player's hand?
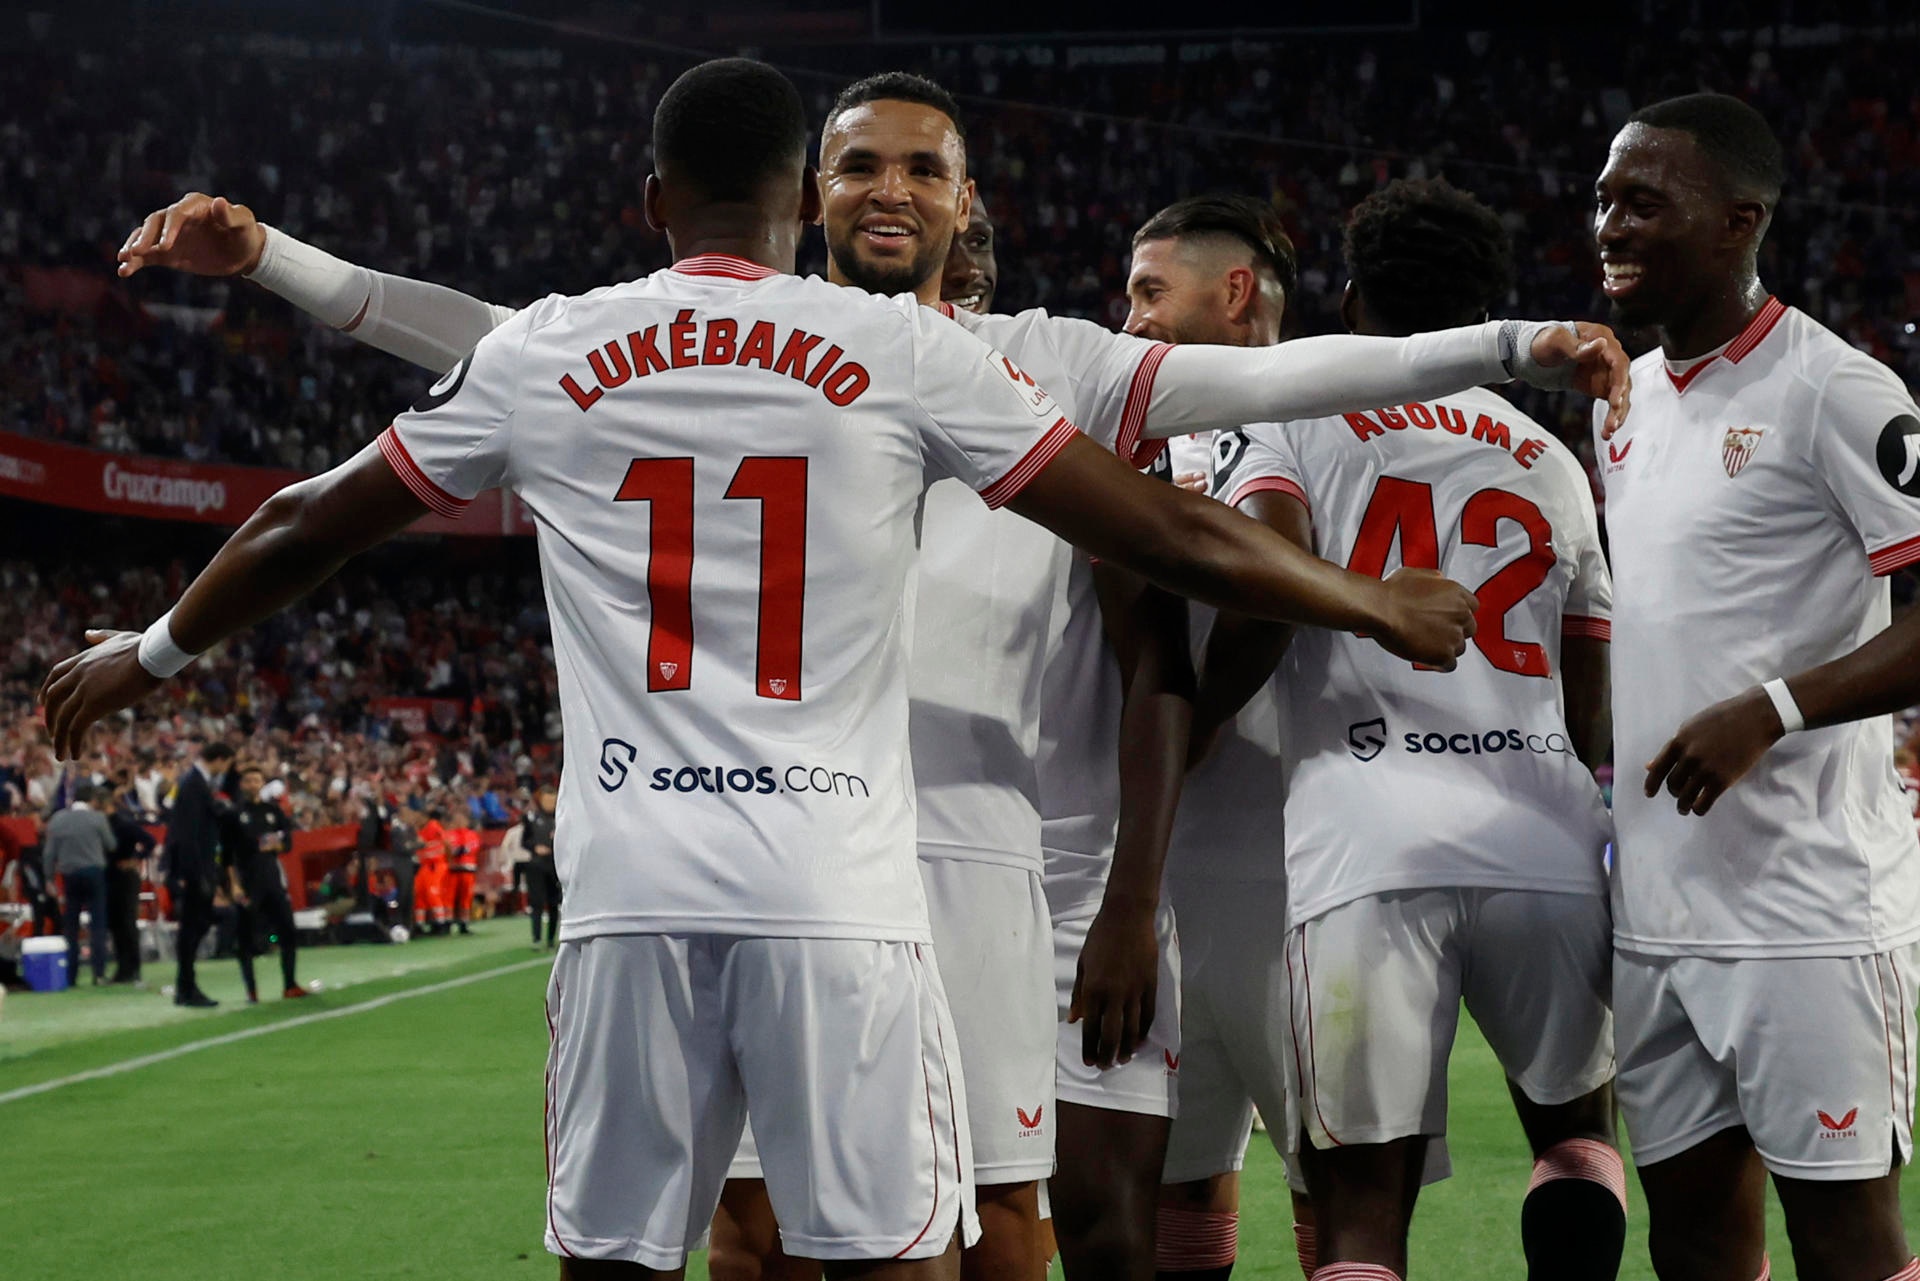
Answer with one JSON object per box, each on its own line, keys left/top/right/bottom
{"left": 119, "top": 193, "right": 267, "bottom": 279}
{"left": 40, "top": 630, "right": 162, "bottom": 761}
{"left": 1174, "top": 469, "right": 1209, "bottom": 494}
{"left": 1525, "top": 322, "right": 1632, "bottom": 438}
{"left": 1069, "top": 898, "right": 1159, "bottom": 1070}
{"left": 1644, "top": 687, "right": 1786, "bottom": 816}
{"left": 1372, "top": 569, "right": 1477, "bottom": 671}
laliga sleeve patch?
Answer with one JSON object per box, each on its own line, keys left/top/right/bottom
{"left": 412, "top": 352, "right": 473, "bottom": 413}
{"left": 1878, "top": 414, "right": 1920, "bottom": 497}
{"left": 987, "top": 350, "right": 1060, "bottom": 418}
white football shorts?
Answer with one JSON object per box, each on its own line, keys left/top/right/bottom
{"left": 729, "top": 855, "right": 1057, "bottom": 1186}
{"left": 1286, "top": 888, "right": 1614, "bottom": 1150}
{"left": 1615, "top": 945, "right": 1920, "bottom": 1180}
{"left": 1053, "top": 901, "right": 1182, "bottom": 1118}
{"left": 543, "top": 933, "right": 978, "bottom": 1268}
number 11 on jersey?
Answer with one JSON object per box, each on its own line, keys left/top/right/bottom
{"left": 616, "top": 456, "right": 809, "bottom": 700}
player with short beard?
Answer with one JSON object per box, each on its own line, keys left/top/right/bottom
{"left": 118, "top": 70, "right": 1627, "bottom": 1281}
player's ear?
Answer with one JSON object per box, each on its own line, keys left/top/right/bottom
{"left": 642, "top": 174, "right": 666, "bottom": 233}
{"left": 1224, "top": 265, "right": 1257, "bottom": 325}
{"left": 1339, "top": 280, "right": 1363, "bottom": 335}
{"left": 800, "top": 164, "right": 824, "bottom": 227}
{"left": 956, "top": 177, "right": 975, "bottom": 231}
{"left": 1726, "top": 197, "right": 1766, "bottom": 249}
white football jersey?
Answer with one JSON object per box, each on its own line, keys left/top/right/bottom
{"left": 1598, "top": 298, "right": 1920, "bottom": 958}
{"left": 378, "top": 256, "right": 1081, "bottom": 943}
{"left": 921, "top": 304, "right": 1170, "bottom": 887}
{"left": 1161, "top": 432, "right": 1290, "bottom": 884}
{"left": 1218, "top": 386, "right": 1613, "bottom": 927}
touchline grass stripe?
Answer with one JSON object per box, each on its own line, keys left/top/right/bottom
{"left": 0, "top": 955, "right": 550, "bottom": 1106}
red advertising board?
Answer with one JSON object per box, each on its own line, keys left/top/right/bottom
{"left": 0, "top": 429, "right": 533, "bottom": 536}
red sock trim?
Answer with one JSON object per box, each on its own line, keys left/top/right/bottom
{"left": 1154, "top": 1207, "right": 1238, "bottom": 1271}
{"left": 1528, "top": 1137, "right": 1628, "bottom": 1212}
{"left": 1882, "top": 1259, "right": 1920, "bottom": 1281}
{"left": 1294, "top": 1221, "right": 1318, "bottom": 1279}
{"left": 1310, "top": 1266, "right": 1401, "bottom": 1281}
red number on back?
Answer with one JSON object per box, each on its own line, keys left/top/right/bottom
{"left": 616, "top": 456, "right": 809, "bottom": 699}
{"left": 1345, "top": 476, "right": 1557, "bottom": 678}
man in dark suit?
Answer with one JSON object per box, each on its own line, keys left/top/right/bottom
{"left": 106, "top": 776, "right": 155, "bottom": 984}
{"left": 164, "top": 741, "right": 233, "bottom": 1008}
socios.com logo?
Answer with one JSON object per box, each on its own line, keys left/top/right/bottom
{"left": 597, "top": 737, "right": 869, "bottom": 798}
{"left": 1346, "top": 718, "right": 1577, "bottom": 762}
{"left": 1348, "top": 718, "right": 1387, "bottom": 762}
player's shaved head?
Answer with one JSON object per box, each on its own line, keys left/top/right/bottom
{"left": 1628, "top": 92, "right": 1785, "bottom": 207}
{"left": 1343, "top": 178, "right": 1514, "bottom": 335}
{"left": 652, "top": 59, "right": 810, "bottom": 201}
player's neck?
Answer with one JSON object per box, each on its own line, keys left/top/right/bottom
{"left": 1657, "top": 275, "right": 1769, "bottom": 363}
{"left": 667, "top": 214, "right": 799, "bottom": 275}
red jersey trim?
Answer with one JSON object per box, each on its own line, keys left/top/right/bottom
{"left": 1116, "top": 342, "right": 1174, "bottom": 469}
{"left": 377, "top": 426, "right": 470, "bottom": 519}
{"left": 668, "top": 253, "right": 780, "bottom": 280}
{"left": 981, "top": 417, "right": 1079, "bottom": 509}
{"left": 1562, "top": 615, "right": 1613, "bottom": 641}
{"left": 936, "top": 301, "right": 956, "bottom": 319}
{"left": 1226, "top": 475, "right": 1310, "bottom": 513}
{"left": 1868, "top": 532, "right": 1920, "bottom": 577}
{"left": 1665, "top": 296, "right": 1786, "bottom": 394}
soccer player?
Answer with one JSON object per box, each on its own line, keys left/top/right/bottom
{"left": 117, "top": 73, "right": 1626, "bottom": 1281}
{"left": 941, "top": 198, "right": 997, "bottom": 315}
{"left": 1202, "top": 178, "right": 1623, "bottom": 1281}
{"left": 1594, "top": 93, "right": 1920, "bottom": 1281}
{"left": 448, "top": 818, "right": 481, "bottom": 935}
{"left": 412, "top": 808, "right": 452, "bottom": 935}
{"left": 51, "top": 57, "right": 1489, "bottom": 1281}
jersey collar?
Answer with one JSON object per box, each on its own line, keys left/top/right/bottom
{"left": 1664, "top": 295, "right": 1787, "bottom": 394}
{"left": 668, "top": 254, "right": 782, "bottom": 281}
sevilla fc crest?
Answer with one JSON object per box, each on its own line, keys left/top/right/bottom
{"left": 1722, "top": 427, "right": 1765, "bottom": 477}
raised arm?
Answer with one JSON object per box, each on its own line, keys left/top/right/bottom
{"left": 120, "top": 193, "right": 514, "bottom": 372}
{"left": 1139, "top": 321, "right": 1632, "bottom": 440}
{"left": 1005, "top": 434, "right": 1478, "bottom": 669}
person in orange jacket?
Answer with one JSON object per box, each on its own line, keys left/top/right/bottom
{"left": 447, "top": 819, "right": 481, "bottom": 935}
{"left": 412, "top": 809, "right": 451, "bottom": 935}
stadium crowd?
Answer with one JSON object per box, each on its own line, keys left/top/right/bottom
{"left": 3, "top": 15, "right": 1917, "bottom": 474}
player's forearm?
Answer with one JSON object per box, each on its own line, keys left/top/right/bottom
{"left": 1560, "top": 636, "right": 1613, "bottom": 773}
{"left": 1780, "top": 605, "right": 1920, "bottom": 732}
{"left": 164, "top": 449, "right": 430, "bottom": 656}
{"left": 247, "top": 226, "right": 512, "bottom": 372}
{"left": 1140, "top": 323, "right": 1508, "bottom": 438}
{"left": 1094, "top": 567, "right": 1194, "bottom": 911}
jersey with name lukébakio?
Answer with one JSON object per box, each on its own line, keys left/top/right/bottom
{"left": 1598, "top": 299, "right": 1920, "bottom": 958}
{"left": 1158, "top": 431, "right": 1290, "bottom": 885}
{"left": 1218, "top": 386, "right": 1613, "bottom": 927}
{"left": 377, "top": 257, "right": 1080, "bottom": 942}
{"left": 913, "top": 305, "right": 1168, "bottom": 879}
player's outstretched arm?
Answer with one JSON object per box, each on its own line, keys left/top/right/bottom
{"left": 1138, "top": 320, "right": 1632, "bottom": 441}
{"left": 119, "top": 192, "right": 512, "bottom": 372}
{"left": 1646, "top": 605, "right": 1920, "bottom": 816}
{"left": 1071, "top": 565, "right": 1193, "bottom": 1068}
{"left": 39, "top": 449, "right": 430, "bottom": 760}
{"left": 1005, "top": 434, "right": 1478, "bottom": 669}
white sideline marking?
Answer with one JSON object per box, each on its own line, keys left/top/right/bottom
{"left": 0, "top": 956, "right": 549, "bottom": 1106}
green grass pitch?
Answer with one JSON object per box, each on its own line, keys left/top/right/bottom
{"left": 4, "top": 935, "right": 1918, "bottom": 1280}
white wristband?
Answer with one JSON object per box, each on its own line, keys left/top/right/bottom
{"left": 136, "top": 610, "right": 200, "bottom": 679}
{"left": 1761, "top": 677, "right": 1805, "bottom": 735}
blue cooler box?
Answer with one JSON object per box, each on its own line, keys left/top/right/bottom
{"left": 23, "top": 936, "right": 68, "bottom": 992}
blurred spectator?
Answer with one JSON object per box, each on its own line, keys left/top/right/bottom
{"left": 105, "top": 776, "right": 155, "bottom": 983}
{"left": 522, "top": 782, "right": 560, "bottom": 950}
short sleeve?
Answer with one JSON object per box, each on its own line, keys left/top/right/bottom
{"left": 1809, "top": 355, "right": 1920, "bottom": 577}
{"left": 1034, "top": 313, "right": 1172, "bottom": 467}
{"left": 908, "top": 306, "right": 1081, "bottom": 509}
{"left": 1556, "top": 453, "right": 1613, "bottom": 639}
{"left": 1215, "top": 421, "right": 1310, "bottom": 512}
{"left": 377, "top": 306, "right": 534, "bottom": 517}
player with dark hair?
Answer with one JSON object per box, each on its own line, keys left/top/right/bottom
{"left": 1594, "top": 91, "right": 1920, "bottom": 1281}
{"left": 62, "top": 55, "right": 1512, "bottom": 1281}
{"left": 942, "top": 197, "right": 997, "bottom": 316}
{"left": 1341, "top": 178, "right": 1515, "bottom": 333}
{"left": 222, "top": 763, "right": 305, "bottom": 1002}
{"left": 115, "top": 64, "right": 1628, "bottom": 1281}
